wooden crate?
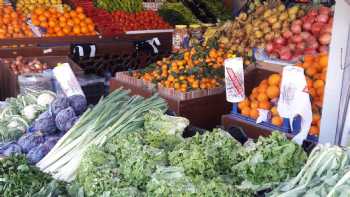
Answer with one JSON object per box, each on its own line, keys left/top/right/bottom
{"left": 0, "top": 56, "right": 83, "bottom": 100}
{"left": 110, "top": 77, "right": 231, "bottom": 129}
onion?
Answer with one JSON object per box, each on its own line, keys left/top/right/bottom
{"left": 303, "top": 22, "right": 312, "bottom": 31}
{"left": 292, "top": 34, "right": 303, "bottom": 43}
{"left": 282, "top": 30, "right": 293, "bottom": 39}
{"left": 308, "top": 40, "right": 319, "bottom": 49}
{"left": 300, "top": 32, "right": 311, "bottom": 40}
{"left": 317, "top": 14, "right": 329, "bottom": 24}
{"left": 291, "top": 23, "right": 302, "bottom": 34}
{"left": 296, "top": 42, "right": 306, "bottom": 51}
{"left": 304, "top": 48, "right": 317, "bottom": 55}
{"left": 321, "top": 23, "right": 332, "bottom": 34}
{"left": 318, "top": 45, "right": 329, "bottom": 53}
{"left": 274, "top": 37, "right": 286, "bottom": 45}
{"left": 319, "top": 33, "right": 332, "bottom": 45}
{"left": 319, "top": 6, "right": 332, "bottom": 16}
{"left": 307, "top": 9, "right": 318, "bottom": 17}
{"left": 266, "top": 42, "right": 274, "bottom": 53}
{"left": 292, "top": 20, "right": 303, "bottom": 26}
{"left": 311, "top": 23, "right": 323, "bottom": 36}
{"left": 288, "top": 43, "right": 296, "bottom": 51}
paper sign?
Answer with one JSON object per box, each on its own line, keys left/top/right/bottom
{"left": 256, "top": 109, "right": 270, "bottom": 124}
{"left": 224, "top": 57, "right": 245, "bottom": 103}
{"left": 53, "top": 63, "right": 85, "bottom": 97}
{"left": 277, "top": 66, "right": 312, "bottom": 144}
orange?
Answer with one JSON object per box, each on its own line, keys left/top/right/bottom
{"left": 258, "top": 84, "right": 268, "bottom": 94}
{"left": 38, "top": 15, "right": 46, "bottom": 22}
{"left": 304, "top": 54, "right": 314, "bottom": 63}
{"left": 62, "top": 26, "right": 71, "bottom": 34}
{"left": 259, "top": 101, "right": 271, "bottom": 110}
{"left": 34, "top": 7, "right": 44, "bottom": 16}
{"left": 67, "top": 20, "right": 74, "bottom": 27}
{"left": 309, "top": 126, "right": 320, "bottom": 136}
{"left": 316, "top": 87, "right": 324, "bottom": 97}
{"left": 81, "top": 26, "right": 88, "bottom": 34}
{"left": 270, "top": 106, "right": 279, "bottom": 116}
{"left": 59, "top": 16, "right": 67, "bottom": 23}
{"left": 73, "top": 18, "right": 80, "bottom": 25}
{"left": 40, "top": 21, "right": 48, "bottom": 28}
{"left": 250, "top": 108, "right": 259, "bottom": 119}
{"left": 54, "top": 26, "right": 61, "bottom": 33}
{"left": 238, "top": 99, "right": 250, "bottom": 110}
{"left": 312, "top": 113, "right": 321, "bottom": 125}
{"left": 306, "top": 67, "right": 317, "bottom": 77}
{"left": 266, "top": 85, "right": 280, "bottom": 99}
{"left": 271, "top": 116, "right": 283, "bottom": 126}
{"left": 307, "top": 78, "right": 313, "bottom": 89}
{"left": 268, "top": 74, "right": 281, "bottom": 86}
{"left": 309, "top": 88, "right": 317, "bottom": 98}
{"left": 260, "top": 79, "right": 268, "bottom": 85}
{"left": 85, "top": 18, "right": 93, "bottom": 24}
{"left": 250, "top": 100, "right": 259, "bottom": 109}
{"left": 76, "top": 6, "right": 84, "bottom": 13}
{"left": 48, "top": 20, "right": 56, "bottom": 28}
{"left": 241, "top": 107, "right": 251, "bottom": 117}
{"left": 88, "top": 24, "right": 95, "bottom": 32}
{"left": 257, "top": 93, "right": 268, "bottom": 102}
{"left": 70, "top": 11, "right": 77, "bottom": 18}
{"left": 319, "top": 54, "right": 328, "bottom": 68}
{"left": 78, "top": 13, "right": 86, "bottom": 20}
{"left": 302, "top": 61, "right": 312, "bottom": 69}
{"left": 313, "top": 79, "right": 325, "bottom": 89}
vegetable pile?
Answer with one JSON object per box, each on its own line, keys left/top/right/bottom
{"left": 131, "top": 45, "right": 234, "bottom": 92}
{"left": 95, "top": 0, "right": 143, "bottom": 13}
{"left": 37, "top": 88, "right": 167, "bottom": 181}
{"left": 3, "top": 56, "right": 49, "bottom": 75}
{"left": 0, "top": 90, "right": 55, "bottom": 144}
{"left": 269, "top": 144, "right": 350, "bottom": 196}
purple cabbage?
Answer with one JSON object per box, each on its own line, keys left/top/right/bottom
{"left": 3, "top": 143, "right": 22, "bottom": 156}
{"left": 17, "top": 132, "right": 45, "bottom": 153}
{"left": 68, "top": 95, "right": 87, "bottom": 115}
{"left": 32, "top": 111, "right": 57, "bottom": 135}
{"left": 0, "top": 141, "right": 18, "bottom": 154}
{"left": 44, "top": 136, "right": 60, "bottom": 149}
{"left": 64, "top": 116, "right": 79, "bottom": 132}
{"left": 26, "top": 144, "right": 50, "bottom": 164}
{"left": 50, "top": 97, "right": 69, "bottom": 115}
{"left": 55, "top": 107, "right": 76, "bottom": 132}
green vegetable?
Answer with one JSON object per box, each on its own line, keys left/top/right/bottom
{"left": 169, "top": 128, "right": 245, "bottom": 180}
{"left": 143, "top": 109, "right": 188, "bottom": 151}
{"left": 195, "top": 0, "right": 232, "bottom": 21}
{"left": 21, "top": 104, "right": 45, "bottom": 122}
{"left": 0, "top": 155, "right": 64, "bottom": 197}
{"left": 268, "top": 144, "right": 350, "bottom": 197}
{"left": 158, "top": 2, "right": 199, "bottom": 25}
{"left": 37, "top": 88, "right": 167, "bottom": 182}
{"left": 95, "top": 0, "right": 143, "bottom": 13}
{"left": 235, "top": 132, "right": 307, "bottom": 192}
{"left": 146, "top": 166, "right": 197, "bottom": 196}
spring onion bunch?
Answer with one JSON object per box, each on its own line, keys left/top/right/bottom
{"left": 36, "top": 88, "right": 167, "bottom": 182}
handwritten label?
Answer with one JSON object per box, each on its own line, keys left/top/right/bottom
{"left": 224, "top": 57, "right": 245, "bottom": 103}
{"left": 53, "top": 63, "right": 85, "bottom": 97}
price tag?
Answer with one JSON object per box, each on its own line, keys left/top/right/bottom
{"left": 277, "top": 66, "right": 312, "bottom": 144}
{"left": 224, "top": 57, "right": 245, "bottom": 103}
{"left": 53, "top": 63, "right": 85, "bottom": 97}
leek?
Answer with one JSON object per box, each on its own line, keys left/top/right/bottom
{"left": 37, "top": 88, "right": 167, "bottom": 182}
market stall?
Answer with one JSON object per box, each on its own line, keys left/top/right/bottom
{"left": 1, "top": 0, "right": 350, "bottom": 196}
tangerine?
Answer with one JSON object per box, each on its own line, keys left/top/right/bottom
{"left": 266, "top": 85, "right": 280, "bottom": 99}
{"left": 271, "top": 116, "right": 283, "bottom": 126}
{"left": 309, "top": 126, "right": 320, "bottom": 136}
{"left": 257, "top": 93, "right": 268, "bottom": 102}
{"left": 259, "top": 101, "right": 271, "bottom": 110}
{"left": 268, "top": 74, "right": 281, "bottom": 86}
{"left": 313, "top": 80, "right": 325, "bottom": 89}
{"left": 270, "top": 106, "right": 279, "bottom": 116}
{"left": 241, "top": 107, "right": 251, "bottom": 117}
{"left": 250, "top": 108, "right": 259, "bottom": 119}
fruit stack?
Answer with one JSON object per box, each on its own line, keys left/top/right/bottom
{"left": 0, "top": 6, "right": 34, "bottom": 39}
{"left": 16, "top": 0, "right": 71, "bottom": 16}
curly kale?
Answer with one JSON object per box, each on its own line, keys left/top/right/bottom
{"left": 169, "top": 129, "right": 245, "bottom": 180}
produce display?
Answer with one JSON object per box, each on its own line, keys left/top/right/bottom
{"left": 265, "top": 6, "right": 333, "bottom": 60}
{"left": 131, "top": 45, "right": 234, "bottom": 92}
{"left": 269, "top": 144, "right": 350, "bottom": 196}
{"left": 238, "top": 73, "right": 283, "bottom": 126}
{"left": 0, "top": 90, "right": 55, "bottom": 144}
{"left": 0, "top": 6, "right": 34, "bottom": 39}
{"left": 194, "top": 0, "right": 232, "bottom": 21}
{"left": 3, "top": 56, "right": 49, "bottom": 75}
{"left": 95, "top": 0, "right": 143, "bottom": 13}
{"left": 30, "top": 7, "right": 96, "bottom": 37}
{"left": 72, "top": 0, "right": 171, "bottom": 36}
{"left": 0, "top": 92, "right": 88, "bottom": 164}
{"left": 158, "top": 1, "right": 199, "bottom": 25}
{"left": 37, "top": 88, "right": 167, "bottom": 181}
{"left": 16, "top": 0, "right": 71, "bottom": 16}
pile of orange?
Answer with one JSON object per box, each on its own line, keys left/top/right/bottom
{"left": 0, "top": 6, "right": 34, "bottom": 39}
{"left": 30, "top": 6, "right": 96, "bottom": 37}
{"left": 238, "top": 73, "right": 283, "bottom": 127}
{"left": 297, "top": 53, "right": 328, "bottom": 136}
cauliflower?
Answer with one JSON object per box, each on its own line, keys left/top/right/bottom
{"left": 68, "top": 95, "right": 87, "bottom": 115}
{"left": 21, "top": 104, "right": 45, "bottom": 121}
{"left": 37, "top": 91, "right": 56, "bottom": 107}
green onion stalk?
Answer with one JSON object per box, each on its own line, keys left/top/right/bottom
{"left": 36, "top": 88, "right": 167, "bottom": 182}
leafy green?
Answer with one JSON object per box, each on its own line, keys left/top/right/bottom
{"left": 0, "top": 155, "right": 64, "bottom": 197}
{"left": 146, "top": 166, "right": 196, "bottom": 197}
{"left": 234, "top": 132, "right": 307, "bottom": 192}
{"left": 158, "top": 2, "right": 199, "bottom": 25}
{"left": 143, "top": 109, "right": 188, "bottom": 151}
{"left": 169, "top": 129, "right": 245, "bottom": 180}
